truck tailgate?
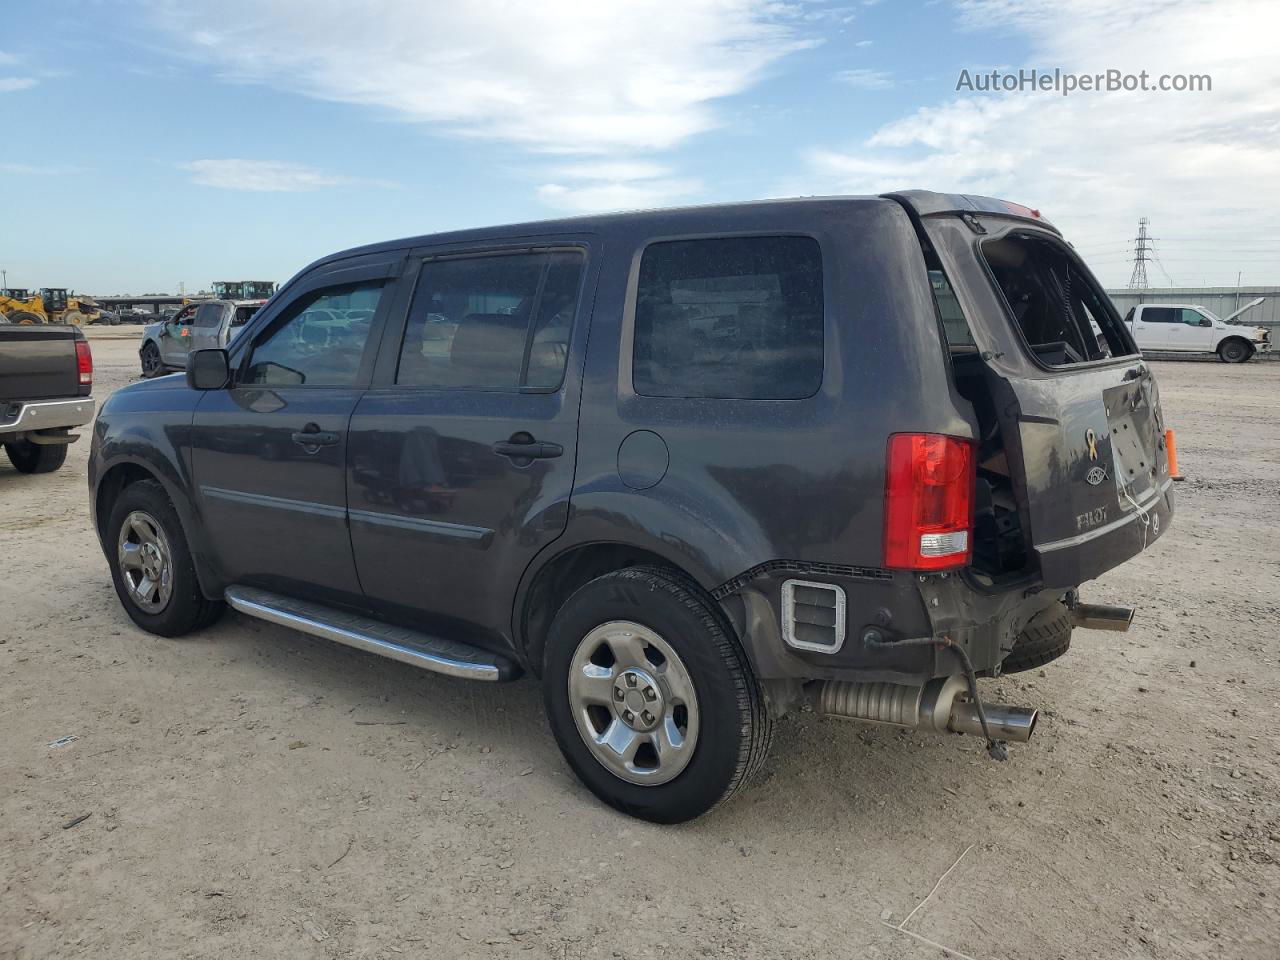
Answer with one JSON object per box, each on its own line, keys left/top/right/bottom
{"left": 0, "top": 325, "right": 84, "bottom": 402}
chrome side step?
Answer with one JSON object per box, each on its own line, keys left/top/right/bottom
{"left": 224, "top": 586, "right": 520, "bottom": 682}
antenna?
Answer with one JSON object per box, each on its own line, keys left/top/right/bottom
{"left": 1127, "top": 217, "right": 1152, "bottom": 289}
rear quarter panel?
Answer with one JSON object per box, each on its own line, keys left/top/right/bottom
{"left": 555, "top": 198, "right": 977, "bottom": 589}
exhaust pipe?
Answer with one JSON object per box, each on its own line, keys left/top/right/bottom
{"left": 947, "top": 701, "right": 1037, "bottom": 741}
{"left": 816, "top": 675, "right": 1037, "bottom": 744}
{"left": 1070, "top": 602, "right": 1134, "bottom": 632}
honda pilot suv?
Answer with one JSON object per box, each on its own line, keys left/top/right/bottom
{"left": 89, "top": 192, "right": 1173, "bottom": 822}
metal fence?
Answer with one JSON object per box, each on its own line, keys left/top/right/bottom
{"left": 1105, "top": 286, "right": 1279, "bottom": 328}
{"left": 1105, "top": 286, "right": 1278, "bottom": 359}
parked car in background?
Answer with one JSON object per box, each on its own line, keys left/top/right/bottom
{"left": 138, "top": 299, "right": 265, "bottom": 377}
{"left": 92, "top": 192, "right": 1173, "bottom": 823}
{"left": 1, "top": 323, "right": 94, "bottom": 474}
{"left": 1123, "top": 303, "right": 1270, "bottom": 362}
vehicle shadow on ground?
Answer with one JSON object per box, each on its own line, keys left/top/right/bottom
{"left": 183, "top": 609, "right": 1013, "bottom": 838}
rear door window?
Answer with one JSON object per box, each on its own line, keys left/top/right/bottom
{"left": 1143, "top": 307, "right": 1177, "bottom": 323}
{"left": 632, "top": 236, "right": 824, "bottom": 399}
{"left": 396, "top": 250, "right": 584, "bottom": 391}
{"left": 981, "top": 233, "right": 1135, "bottom": 365}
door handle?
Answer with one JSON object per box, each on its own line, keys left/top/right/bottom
{"left": 291, "top": 424, "right": 339, "bottom": 447}
{"left": 492, "top": 437, "right": 563, "bottom": 460}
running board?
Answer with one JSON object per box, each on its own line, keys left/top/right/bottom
{"left": 224, "top": 586, "right": 520, "bottom": 682}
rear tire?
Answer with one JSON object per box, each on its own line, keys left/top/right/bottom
{"left": 543, "top": 565, "right": 773, "bottom": 823}
{"left": 7, "top": 310, "right": 44, "bottom": 325}
{"left": 1218, "top": 338, "right": 1252, "bottom": 363}
{"left": 5, "top": 439, "right": 68, "bottom": 474}
{"left": 106, "top": 479, "right": 224, "bottom": 636}
{"left": 1002, "top": 601, "right": 1072, "bottom": 674}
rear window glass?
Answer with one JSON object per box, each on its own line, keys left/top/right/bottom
{"left": 981, "top": 234, "right": 1135, "bottom": 365}
{"left": 633, "top": 236, "right": 824, "bottom": 399}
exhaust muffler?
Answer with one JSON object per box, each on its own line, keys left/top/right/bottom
{"left": 816, "top": 675, "right": 1037, "bottom": 743}
{"left": 1070, "top": 602, "right": 1134, "bottom": 632}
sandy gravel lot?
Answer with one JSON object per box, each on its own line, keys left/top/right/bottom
{"left": 2, "top": 328, "right": 1278, "bottom": 960}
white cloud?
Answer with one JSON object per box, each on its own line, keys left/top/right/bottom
{"left": 537, "top": 176, "right": 702, "bottom": 214}
{"left": 0, "top": 163, "right": 82, "bottom": 175}
{"left": 800, "top": 0, "right": 1280, "bottom": 286}
{"left": 835, "top": 68, "right": 892, "bottom": 90}
{"left": 0, "top": 77, "right": 37, "bottom": 93}
{"left": 0, "top": 51, "right": 18, "bottom": 66}
{"left": 181, "top": 159, "right": 380, "bottom": 192}
{"left": 148, "top": 1, "right": 816, "bottom": 155}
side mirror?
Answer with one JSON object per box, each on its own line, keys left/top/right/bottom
{"left": 187, "top": 349, "right": 231, "bottom": 390}
{"left": 1200, "top": 317, "right": 1213, "bottom": 327}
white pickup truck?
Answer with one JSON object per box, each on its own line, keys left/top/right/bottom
{"left": 1122, "top": 303, "right": 1271, "bottom": 363}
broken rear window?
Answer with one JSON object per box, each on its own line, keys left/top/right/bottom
{"left": 981, "top": 234, "right": 1135, "bottom": 366}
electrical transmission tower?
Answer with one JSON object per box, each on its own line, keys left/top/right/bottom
{"left": 1128, "top": 217, "right": 1152, "bottom": 289}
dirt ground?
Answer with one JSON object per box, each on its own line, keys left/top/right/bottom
{"left": 3, "top": 328, "right": 1278, "bottom": 960}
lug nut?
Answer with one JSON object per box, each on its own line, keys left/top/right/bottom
{"left": 643, "top": 686, "right": 657, "bottom": 701}
{"left": 642, "top": 711, "right": 655, "bottom": 725}
{"left": 623, "top": 710, "right": 634, "bottom": 723}
{"left": 625, "top": 673, "right": 637, "bottom": 687}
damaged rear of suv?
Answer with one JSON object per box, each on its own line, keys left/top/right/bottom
{"left": 90, "top": 191, "right": 1171, "bottom": 823}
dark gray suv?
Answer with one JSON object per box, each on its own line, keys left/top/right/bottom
{"left": 89, "top": 192, "right": 1173, "bottom": 822}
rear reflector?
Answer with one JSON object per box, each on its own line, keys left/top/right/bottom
{"left": 883, "top": 433, "right": 974, "bottom": 571}
{"left": 75, "top": 339, "right": 93, "bottom": 388}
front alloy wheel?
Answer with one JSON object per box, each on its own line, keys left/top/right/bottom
{"left": 567, "top": 621, "right": 699, "bottom": 785}
{"left": 1219, "top": 339, "right": 1251, "bottom": 363}
{"left": 117, "top": 510, "right": 174, "bottom": 613}
{"left": 106, "top": 479, "right": 223, "bottom": 636}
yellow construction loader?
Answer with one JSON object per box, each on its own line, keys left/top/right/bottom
{"left": 0, "top": 288, "right": 46, "bottom": 324}
{"left": 0, "top": 288, "right": 103, "bottom": 325}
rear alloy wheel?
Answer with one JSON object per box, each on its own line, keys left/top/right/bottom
{"left": 107, "top": 479, "right": 223, "bottom": 636}
{"left": 543, "top": 566, "right": 773, "bottom": 823}
{"left": 1218, "top": 339, "right": 1252, "bottom": 363}
{"left": 140, "top": 342, "right": 164, "bottom": 378}
{"left": 567, "top": 621, "right": 700, "bottom": 786}
{"left": 5, "top": 439, "right": 68, "bottom": 474}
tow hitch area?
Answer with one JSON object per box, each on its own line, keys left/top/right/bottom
{"left": 815, "top": 676, "right": 1038, "bottom": 744}
{"left": 1070, "top": 602, "right": 1135, "bottom": 632}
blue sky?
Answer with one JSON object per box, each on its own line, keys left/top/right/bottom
{"left": 3, "top": 0, "right": 1277, "bottom": 294}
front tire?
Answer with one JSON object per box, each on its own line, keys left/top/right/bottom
{"left": 1218, "top": 338, "right": 1252, "bottom": 363}
{"left": 543, "top": 566, "right": 773, "bottom": 823}
{"left": 5, "top": 439, "right": 68, "bottom": 473}
{"left": 106, "top": 479, "right": 223, "bottom": 636}
{"left": 140, "top": 342, "right": 165, "bottom": 378}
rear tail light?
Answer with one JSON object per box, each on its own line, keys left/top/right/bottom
{"left": 883, "top": 433, "right": 974, "bottom": 571}
{"left": 75, "top": 339, "right": 93, "bottom": 388}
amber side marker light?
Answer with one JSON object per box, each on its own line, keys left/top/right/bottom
{"left": 1165, "top": 428, "right": 1184, "bottom": 481}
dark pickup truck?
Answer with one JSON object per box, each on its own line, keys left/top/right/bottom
{"left": 0, "top": 325, "right": 95, "bottom": 474}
